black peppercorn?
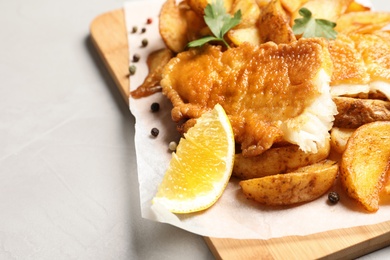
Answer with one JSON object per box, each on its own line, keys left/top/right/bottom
{"left": 151, "top": 102, "right": 160, "bottom": 112}
{"left": 151, "top": 127, "right": 159, "bottom": 137}
{"left": 328, "top": 191, "right": 340, "bottom": 204}
{"left": 133, "top": 54, "right": 140, "bottom": 62}
{"left": 141, "top": 28, "right": 146, "bottom": 33}
{"left": 141, "top": 39, "right": 148, "bottom": 47}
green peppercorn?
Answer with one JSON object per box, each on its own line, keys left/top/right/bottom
{"left": 141, "top": 39, "right": 148, "bottom": 47}
{"left": 131, "top": 26, "right": 138, "bottom": 33}
{"left": 129, "top": 65, "right": 136, "bottom": 75}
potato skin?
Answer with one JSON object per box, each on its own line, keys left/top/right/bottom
{"left": 239, "top": 160, "right": 338, "bottom": 206}
{"left": 330, "top": 127, "right": 355, "bottom": 154}
{"left": 333, "top": 97, "right": 390, "bottom": 129}
{"left": 159, "top": 0, "right": 188, "bottom": 53}
{"left": 257, "top": 0, "right": 296, "bottom": 44}
{"left": 233, "top": 140, "right": 330, "bottom": 180}
{"left": 340, "top": 121, "right": 390, "bottom": 212}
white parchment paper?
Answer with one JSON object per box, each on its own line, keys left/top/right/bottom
{"left": 124, "top": 0, "right": 390, "bottom": 239}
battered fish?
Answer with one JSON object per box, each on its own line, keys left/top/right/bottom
{"left": 161, "top": 39, "right": 337, "bottom": 157}
{"left": 329, "top": 32, "right": 390, "bottom": 100}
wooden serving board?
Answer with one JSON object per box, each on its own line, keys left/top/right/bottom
{"left": 90, "top": 9, "right": 390, "bottom": 260}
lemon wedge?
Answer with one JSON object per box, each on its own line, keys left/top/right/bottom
{"left": 153, "top": 104, "right": 235, "bottom": 213}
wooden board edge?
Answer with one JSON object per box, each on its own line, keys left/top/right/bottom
{"left": 90, "top": 9, "right": 130, "bottom": 105}
{"left": 205, "top": 220, "right": 390, "bottom": 259}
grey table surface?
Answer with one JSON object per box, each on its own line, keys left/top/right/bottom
{"left": 0, "top": 0, "right": 388, "bottom": 259}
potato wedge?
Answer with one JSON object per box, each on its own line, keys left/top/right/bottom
{"left": 333, "top": 97, "right": 390, "bottom": 129}
{"left": 330, "top": 127, "right": 355, "bottom": 154}
{"left": 184, "top": 9, "right": 207, "bottom": 42}
{"left": 291, "top": 0, "right": 353, "bottom": 24}
{"left": 258, "top": 0, "right": 296, "bottom": 44}
{"left": 383, "top": 177, "right": 390, "bottom": 196}
{"left": 159, "top": 0, "right": 189, "bottom": 53}
{"left": 280, "top": 0, "right": 308, "bottom": 14}
{"left": 346, "top": 1, "right": 371, "bottom": 13}
{"left": 233, "top": 139, "right": 330, "bottom": 179}
{"left": 335, "top": 11, "right": 390, "bottom": 34}
{"left": 186, "top": 0, "right": 209, "bottom": 16}
{"left": 340, "top": 121, "right": 390, "bottom": 212}
{"left": 239, "top": 160, "right": 338, "bottom": 206}
{"left": 230, "top": 0, "right": 260, "bottom": 29}
{"left": 227, "top": 27, "right": 261, "bottom": 46}
{"left": 186, "top": 0, "right": 233, "bottom": 16}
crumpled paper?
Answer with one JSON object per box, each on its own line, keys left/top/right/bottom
{"left": 124, "top": 0, "right": 390, "bottom": 239}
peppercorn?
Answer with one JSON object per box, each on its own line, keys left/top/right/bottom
{"left": 141, "top": 39, "right": 148, "bottom": 47}
{"left": 151, "top": 102, "right": 160, "bottom": 112}
{"left": 129, "top": 65, "right": 136, "bottom": 75}
{"left": 141, "top": 28, "right": 146, "bottom": 33}
{"left": 131, "top": 26, "right": 138, "bottom": 33}
{"left": 146, "top": 18, "right": 153, "bottom": 24}
{"left": 133, "top": 54, "right": 140, "bottom": 62}
{"left": 328, "top": 191, "right": 340, "bottom": 204}
{"left": 151, "top": 127, "right": 159, "bottom": 137}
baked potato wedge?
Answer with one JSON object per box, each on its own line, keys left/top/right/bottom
{"left": 384, "top": 178, "right": 390, "bottom": 196}
{"left": 227, "top": 27, "right": 261, "bottom": 46}
{"left": 336, "top": 11, "right": 390, "bottom": 34}
{"left": 333, "top": 97, "right": 390, "bottom": 129}
{"left": 257, "top": 0, "right": 296, "bottom": 44}
{"left": 159, "top": 0, "right": 189, "bottom": 53}
{"left": 280, "top": 0, "right": 308, "bottom": 14}
{"left": 346, "top": 1, "right": 371, "bottom": 13}
{"left": 340, "top": 121, "right": 390, "bottom": 212}
{"left": 291, "top": 0, "right": 352, "bottom": 24}
{"left": 239, "top": 160, "right": 338, "bottom": 206}
{"left": 233, "top": 139, "right": 330, "bottom": 179}
{"left": 230, "top": 0, "right": 260, "bottom": 29}
{"left": 330, "top": 127, "right": 355, "bottom": 154}
{"left": 186, "top": 0, "right": 233, "bottom": 16}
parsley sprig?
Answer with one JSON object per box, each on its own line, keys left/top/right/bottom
{"left": 292, "top": 8, "right": 337, "bottom": 40}
{"left": 187, "top": 0, "right": 242, "bottom": 48}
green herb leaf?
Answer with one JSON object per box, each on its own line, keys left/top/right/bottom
{"left": 187, "top": 36, "right": 218, "bottom": 48}
{"left": 292, "top": 8, "right": 337, "bottom": 40}
{"left": 187, "top": 0, "right": 242, "bottom": 48}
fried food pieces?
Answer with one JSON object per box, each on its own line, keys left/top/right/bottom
{"left": 130, "top": 48, "right": 174, "bottom": 98}
{"left": 161, "top": 38, "right": 337, "bottom": 157}
{"left": 329, "top": 32, "right": 390, "bottom": 98}
{"left": 340, "top": 121, "right": 390, "bottom": 212}
{"left": 333, "top": 97, "right": 390, "bottom": 129}
{"left": 132, "top": 0, "right": 390, "bottom": 210}
{"left": 234, "top": 139, "right": 330, "bottom": 179}
{"left": 240, "top": 160, "right": 338, "bottom": 206}
{"left": 328, "top": 32, "right": 390, "bottom": 130}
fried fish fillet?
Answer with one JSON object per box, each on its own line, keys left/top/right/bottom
{"left": 329, "top": 32, "right": 390, "bottom": 100}
{"left": 351, "top": 32, "right": 390, "bottom": 100}
{"left": 161, "top": 39, "right": 337, "bottom": 157}
{"left": 329, "top": 33, "right": 370, "bottom": 97}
